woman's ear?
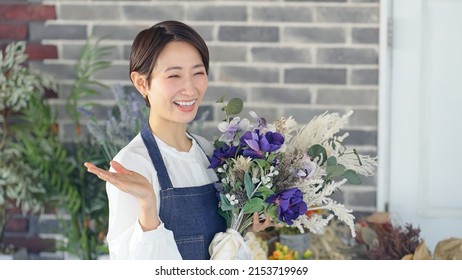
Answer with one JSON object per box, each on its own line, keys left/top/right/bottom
{"left": 131, "top": 71, "right": 151, "bottom": 107}
{"left": 130, "top": 71, "right": 147, "bottom": 95}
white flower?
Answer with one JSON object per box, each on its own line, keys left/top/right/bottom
{"left": 226, "top": 194, "right": 239, "bottom": 205}
{"left": 245, "top": 233, "right": 268, "bottom": 260}
{"left": 209, "top": 229, "right": 251, "bottom": 260}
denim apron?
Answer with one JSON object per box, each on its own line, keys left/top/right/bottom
{"left": 140, "top": 123, "right": 226, "bottom": 260}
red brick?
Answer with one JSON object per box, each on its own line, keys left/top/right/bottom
{"left": 0, "top": 24, "right": 27, "bottom": 40}
{"left": 3, "top": 237, "right": 55, "bottom": 253}
{"left": 4, "top": 218, "right": 29, "bottom": 233}
{"left": 0, "top": 4, "right": 56, "bottom": 21}
{"left": 26, "top": 43, "right": 57, "bottom": 60}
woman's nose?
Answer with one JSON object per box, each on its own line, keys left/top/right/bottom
{"left": 181, "top": 76, "right": 196, "bottom": 95}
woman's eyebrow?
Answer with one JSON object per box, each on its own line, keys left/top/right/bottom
{"left": 165, "top": 66, "right": 182, "bottom": 72}
{"left": 165, "top": 64, "right": 204, "bottom": 72}
{"left": 192, "top": 64, "right": 205, "bottom": 69}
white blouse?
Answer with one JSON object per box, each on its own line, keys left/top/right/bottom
{"left": 105, "top": 132, "right": 218, "bottom": 260}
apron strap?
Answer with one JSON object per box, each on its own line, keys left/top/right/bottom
{"left": 140, "top": 122, "right": 174, "bottom": 190}
{"left": 186, "top": 131, "right": 211, "bottom": 163}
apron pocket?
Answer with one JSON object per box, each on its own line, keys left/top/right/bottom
{"left": 176, "top": 235, "right": 205, "bottom": 260}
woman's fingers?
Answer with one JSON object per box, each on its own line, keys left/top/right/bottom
{"left": 251, "top": 212, "right": 282, "bottom": 232}
{"left": 110, "top": 160, "right": 130, "bottom": 174}
{"left": 84, "top": 162, "right": 104, "bottom": 177}
{"left": 84, "top": 162, "right": 118, "bottom": 184}
{"left": 84, "top": 161, "right": 153, "bottom": 200}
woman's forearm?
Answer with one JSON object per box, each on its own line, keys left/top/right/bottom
{"left": 138, "top": 197, "right": 160, "bottom": 231}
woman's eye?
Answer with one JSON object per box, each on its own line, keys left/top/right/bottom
{"left": 168, "top": 75, "right": 180, "bottom": 79}
{"left": 194, "top": 72, "right": 205, "bottom": 76}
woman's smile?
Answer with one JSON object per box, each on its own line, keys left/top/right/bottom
{"left": 173, "top": 99, "right": 197, "bottom": 112}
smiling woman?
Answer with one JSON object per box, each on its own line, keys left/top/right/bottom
{"left": 83, "top": 20, "right": 271, "bottom": 260}
{"left": 84, "top": 21, "right": 221, "bottom": 260}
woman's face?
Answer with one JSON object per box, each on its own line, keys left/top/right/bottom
{"left": 147, "top": 40, "right": 208, "bottom": 126}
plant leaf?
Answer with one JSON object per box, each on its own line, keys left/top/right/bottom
{"left": 256, "top": 186, "right": 274, "bottom": 200}
{"left": 307, "top": 144, "right": 327, "bottom": 165}
{"left": 220, "top": 193, "right": 234, "bottom": 211}
{"left": 244, "top": 172, "right": 254, "bottom": 199}
{"left": 326, "top": 164, "right": 346, "bottom": 178}
{"left": 343, "top": 169, "right": 362, "bottom": 185}
{"left": 242, "top": 197, "right": 264, "bottom": 214}
{"left": 326, "top": 156, "right": 337, "bottom": 166}
{"left": 225, "top": 97, "right": 243, "bottom": 116}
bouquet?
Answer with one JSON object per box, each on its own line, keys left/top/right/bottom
{"left": 207, "top": 98, "right": 377, "bottom": 259}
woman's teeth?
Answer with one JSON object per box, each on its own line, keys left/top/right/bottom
{"left": 174, "top": 100, "right": 196, "bottom": 106}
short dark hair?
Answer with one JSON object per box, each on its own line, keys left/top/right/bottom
{"left": 129, "top": 20, "right": 209, "bottom": 85}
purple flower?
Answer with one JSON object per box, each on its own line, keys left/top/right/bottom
{"left": 208, "top": 144, "right": 240, "bottom": 168}
{"left": 218, "top": 117, "right": 250, "bottom": 143}
{"left": 240, "top": 130, "right": 285, "bottom": 159}
{"left": 266, "top": 188, "right": 307, "bottom": 225}
{"left": 296, "top": 158, "right": 316, "bottom": 179}
{"left": 249, "top": 111, "right": 267, "bottom": 130}
{"left": 77, "top": 106, "right": 94, "bottom": 118}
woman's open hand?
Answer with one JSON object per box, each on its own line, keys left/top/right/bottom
{"left": 84, "top": 160, "right": 160, "bottom": 231}
{"left": 84, "top": 161, "right": 154, "bottom": 201}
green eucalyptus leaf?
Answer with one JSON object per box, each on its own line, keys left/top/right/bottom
{"left": 343, "top": 169, "right": 362, "bottom": 185}
{"left": 225, "top": 97, "right": 243, "bottom": 116}
{"left": 326, "top": 156, "right": 337, "bottom": 166}
{"left": 307, "top": 144, "right": 327, "bottom": 165}
{"left": 326, "top": 164, "right": 346, "bottom": 178}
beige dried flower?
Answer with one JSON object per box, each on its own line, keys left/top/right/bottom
{"left": 232, "top": 155, "right": 252, "bottom": 172}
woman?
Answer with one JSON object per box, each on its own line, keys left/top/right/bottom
{"left": 84, "top": 21, "right": 272, "bottom": 260}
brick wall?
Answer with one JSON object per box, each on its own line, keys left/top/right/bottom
{"left": 3, "top": 0, "right": 380, "bottom": 258}
{"left": 0, "top": 0, "right": 57, "bottom": 60}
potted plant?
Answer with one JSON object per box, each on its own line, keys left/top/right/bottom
{"left": 0, "top": 41, "right": 57, "bottom": 258}
{"left": 277, "top": 226, "right": 312, "bottom": 257}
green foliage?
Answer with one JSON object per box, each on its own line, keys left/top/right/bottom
{"left": 56, "top": 140, "right": 108, "bottom": 259}
{"left": 0, "top": 41, "right": 58, "bottom": 251}
{"left": 15, "top": 94, "right": 81, "bottom": 213}
{"left": 0, "top": 38, "right": 113, "bottom": 258}
{"left": 217, "top": 96, "right": 243, "bottom": 122}
{"left": 307, "top": 144, "right": 328, "bottom": 165}
{"left": 0, "top": 41, "right": 55, "bottom": 114}
{"left": 55, "top": 37, "right": 113, "bottom": 259}
{"left": 66, "top": 37, "right": 112, "bottom": 125}
{"left": 242, "top": 197, "right": 265, "bottom": 214}
{"left": 308, "top": 144, "right": 361, "bottom": 186}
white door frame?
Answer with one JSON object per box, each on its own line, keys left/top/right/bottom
{"left": 377, "top": 0, "right": 393, "bottom": 212}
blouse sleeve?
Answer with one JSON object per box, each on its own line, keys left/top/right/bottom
{"left": 105, "top": 147, "right": 182, "bottom": 260}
